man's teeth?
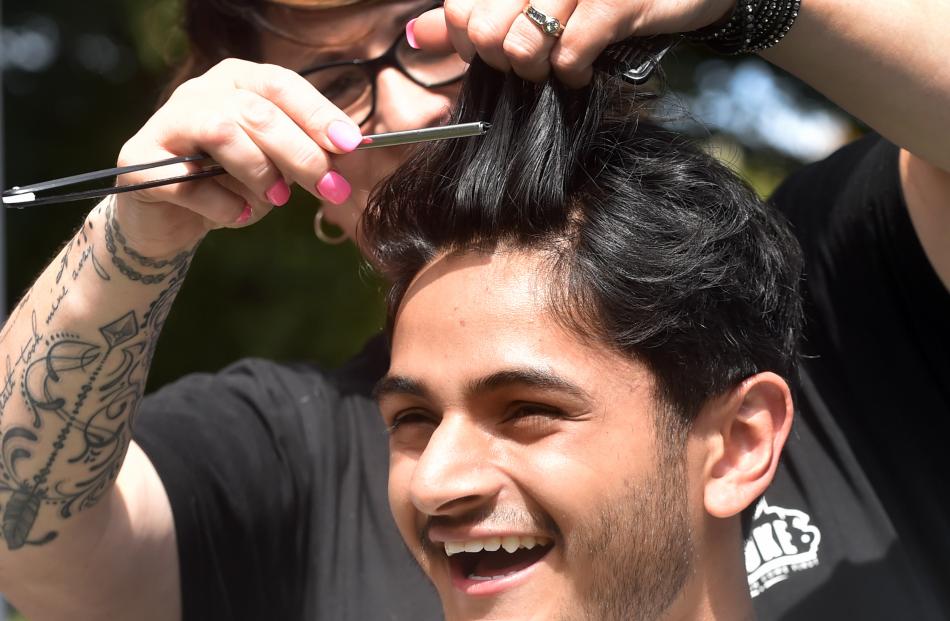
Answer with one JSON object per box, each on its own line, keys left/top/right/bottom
{"left": 443, "top": 535, "right": 551, "bottom": 556}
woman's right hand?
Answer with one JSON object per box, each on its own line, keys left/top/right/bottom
{"left": 114, "top": 58, "right": 362, "bottom": 258}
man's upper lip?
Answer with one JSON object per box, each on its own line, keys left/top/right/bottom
{"left": 427, "top": 526, "right": 554, "bottom": 543}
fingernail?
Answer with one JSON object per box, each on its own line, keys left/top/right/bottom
{"left": 406, "top": 18, "right": 420, "bottom": 49}
{"left": 315, "top": 171, "right": 351, "bottom": 205}
{"left": 327, "top": 120, "right": 362, "bottom": 153}
{"left": 236, "top": 203, "right": 252, "bottom": 225}
{"left": 265, "top": 179, "right": 291, "bottom": 206}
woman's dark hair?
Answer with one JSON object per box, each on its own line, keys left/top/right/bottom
{"left": 163, "top": 0, "right": 265, "bottom": 99}
{"left": 362, "top": 58, "right": 803, "bottom": 426}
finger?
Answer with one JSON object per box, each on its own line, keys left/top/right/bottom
{"left": 315, "top": 169, "right": 352, "bottom": 206}
{"left": 232, "top": 89, "right": 341, "bottom": 202}
{"left": 132, "top": 172, "right": 252, "bottom": 228}
{"left": 409, "top": 7, "right": 454, "bottom": 53}
{"left": 213, "top": 174, "right": 274, "bottom": 223}
{"left": 505, "top": 0, "right": 577, "bottom": 81}
{"left": 467, "top": 0, "right": 523, "bottom": 73}
{"left": 443, "top": 0, "right": 478, "bottom": 62}
{"left": 217, "top": 59, "right": 364, "bottom": 156}
{"left": 154, "top": 98, "right": 290, "bottom": 208}
{"left": 550, "top": 3, "right": 625, "bottom": 88}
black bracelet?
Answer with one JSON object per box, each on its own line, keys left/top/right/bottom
{"left": 688, "top": 0, "right": 801, "bottom": 55}
{"left": 688, "top": 0, "right": 755, "bottom": 55}
{"left": 746, "top": 0, "right": 801, "bottom": 52}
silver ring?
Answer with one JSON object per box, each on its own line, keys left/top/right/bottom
{"left": 523, "top": 4, "right": 565, "bottom": 38}
{"left": 313, "top": 207, "right": 348, "bottom": 245}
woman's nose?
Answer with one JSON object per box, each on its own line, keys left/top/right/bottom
{"left": 370, "top": 67, "right": 456, "bottom": 133}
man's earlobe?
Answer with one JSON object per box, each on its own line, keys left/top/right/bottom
{"left": 703, "top": 372, "right": 794, "bottom": 519}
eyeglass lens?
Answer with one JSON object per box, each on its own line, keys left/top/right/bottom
{"left": 302, "top": 37, "right": 468, "bottom": 125}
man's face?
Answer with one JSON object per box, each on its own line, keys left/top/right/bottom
{"left": 377, "top": 250, "right": 698, "bottom": 621}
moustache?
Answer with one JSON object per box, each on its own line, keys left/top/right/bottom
{"left": 419, "top": 503, "right": 561, "bottom": 556}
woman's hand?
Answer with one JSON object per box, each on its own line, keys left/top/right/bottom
{"left": 115, "top": 58, "right": 362, "bottom": 257}
{"left": 411, "top": 0, "right": 733, "bottom": 87}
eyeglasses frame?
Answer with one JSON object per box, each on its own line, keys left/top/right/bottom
{"left": 296, "top": 17, "right": 464, "bottom": 125}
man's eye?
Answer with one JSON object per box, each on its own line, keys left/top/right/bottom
{"left": 388, "top": 410, "right": 435, "bottom": 432}
{"left": 505, "top": 403, "right": 564, "bottom": 424}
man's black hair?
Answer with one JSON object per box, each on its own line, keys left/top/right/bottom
{"left": 362, "top": 58, "right": 803, "bottom": 428}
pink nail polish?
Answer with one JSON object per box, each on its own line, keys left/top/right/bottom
{"left": 316, "top": 171, "right": 351, "bottom": 205}
{"left": 236, "top": 203, "right": 253, "bottom": 225}
{"left": 406, "top": 18, "right": 420, "bottom": 49}
{"left": 327, "top": 120, "right": 362, "bottom": 153}
{"left": 265, "top": 179, "right": 291, "bottom": 206}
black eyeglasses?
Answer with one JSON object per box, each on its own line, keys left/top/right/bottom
{"left": 298, "top": 32, "right": 469, "bottom": 126}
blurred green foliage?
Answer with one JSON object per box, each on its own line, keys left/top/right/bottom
{"left": 7, "top": 602, "right": 25, "bottom": 621}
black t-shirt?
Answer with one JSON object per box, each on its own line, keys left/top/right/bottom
{"left": 134, "top": 135, "right": 949, "bottom": 620}
{"left": 134, "top": 340, "right": 442, "bottom": 620}
{"left": 747, "top": 135, "right": 950, "bottom": 619}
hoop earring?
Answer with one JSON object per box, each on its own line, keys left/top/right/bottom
{"left": 313, "top": 207, "right": 348, "bottom": 245}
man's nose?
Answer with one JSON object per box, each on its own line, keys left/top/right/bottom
{"left": 371, "top": 67, "right": 453, "bottom": 133}
{"left": 409, "top": 413, "right": 502, "bottom": 517}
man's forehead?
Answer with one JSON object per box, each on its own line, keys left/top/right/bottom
{"left": 400, "top": 249, "right": 546, "bottom": 308}
{"left": 389, "top": 250, "right": 654, "bottom": 403}
{"left": 392, "top": 250, "right": 550, "bottom": 346}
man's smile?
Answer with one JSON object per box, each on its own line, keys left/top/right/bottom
{"left": 426, "top": 528, "right": 556, "bottom": 596}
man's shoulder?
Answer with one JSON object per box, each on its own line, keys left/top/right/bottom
{"left": 142, "top": 334, "right": 389, "bottom": 416}
{"left": 130, "top": 337, "right": 409, "bottom": 621}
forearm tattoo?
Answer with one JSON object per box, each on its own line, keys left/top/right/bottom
{"left": 104, "top": 201, "right": 191, "bottom": 284}
{"left": 0, "top": 205, "right": 195, "bottom": 550}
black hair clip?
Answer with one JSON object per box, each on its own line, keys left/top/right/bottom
{"left": 597, "top": 34, "right": 682, "bottom": 84}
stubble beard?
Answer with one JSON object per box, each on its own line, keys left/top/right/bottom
{"left": 558, "top": 450, "right": 694, "bottom": 621}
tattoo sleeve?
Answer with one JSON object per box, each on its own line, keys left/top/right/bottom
{"left": 0, "top": 199, "right": 195, "bottom": 550}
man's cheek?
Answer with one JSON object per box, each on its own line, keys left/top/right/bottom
{"left": 388, "top": 460, "right": 420, "bottom": 540}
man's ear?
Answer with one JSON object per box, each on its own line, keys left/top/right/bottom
{"left": 700, "top": 372, "right": 793, "bottom": 519}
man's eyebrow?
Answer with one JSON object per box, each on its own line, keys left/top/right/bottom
{"left": 373, "top": 368, "right": 594, "bottom": 403}
{"left": 373, "top": 375, "right": 431, "bottom": 402}
{"left": 467, "top": 368, "right": 594, "bottom": 403}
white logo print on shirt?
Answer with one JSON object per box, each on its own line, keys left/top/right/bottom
{"left": 744, "top": 498, "right": 822, "bottom": 597}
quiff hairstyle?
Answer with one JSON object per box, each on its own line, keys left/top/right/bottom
{"left": 363, "top": 58, "right": 804, "bottom": 428}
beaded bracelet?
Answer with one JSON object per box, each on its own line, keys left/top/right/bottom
{"left": 746, "top": 0, "right": 801, "bottom": 52}
{"left": 688, "top": 0, "right": 755, "bottom": 55}
{"left": 688, "top": 0, "right": 801, "bottom": 55}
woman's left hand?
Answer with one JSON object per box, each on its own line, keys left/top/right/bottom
{"left": 410, "top": 0, "right": 734, "bottom": 87}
